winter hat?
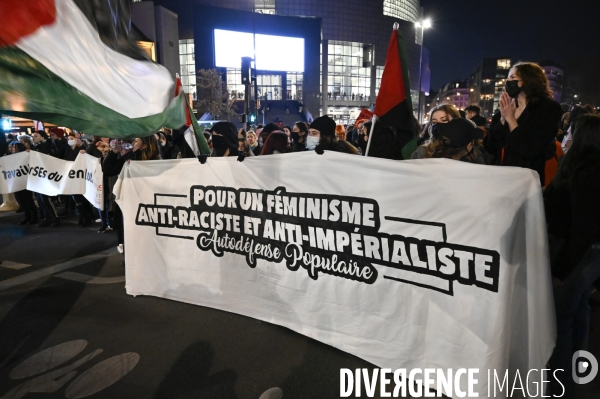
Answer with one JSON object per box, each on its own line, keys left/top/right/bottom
{"left": 309, "top": 115, "right": 336, "bottom": 138}
{"left": 432, "top": 118, "right": 482, "bottom": 148}
{"left": 50, "top": 127, "right": 65, "bottom": 138}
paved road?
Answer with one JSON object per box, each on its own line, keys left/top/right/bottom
{"left": 1, "top": 210, "right": 599, "bottom": 398}
{"left": 0, "top": 211, "right": 385, "bottom": 399}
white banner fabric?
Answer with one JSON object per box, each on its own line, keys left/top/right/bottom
{"left": 0, "top": 152, "right": 30, "bottom": 194}
{"left": 0, "top": 152, "right": 103, "bottom": 209}
{"left": 114, "top": 152, "right": 556, "bottom": 398}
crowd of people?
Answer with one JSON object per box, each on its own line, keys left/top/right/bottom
{"left": 0, "top": 61, "right": 598, "bottom": 395}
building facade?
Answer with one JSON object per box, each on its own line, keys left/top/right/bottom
{"left": 146, "top": 0, "right": 429, "bottom": 124}
{"left": 427, "top": 79, "right": 470, "bottom": 118}
{"left": 540, "top": 65, "right": 564, "bottom": 103}
{"left": 468, "top": 57, "right": 512, "bottom": 117}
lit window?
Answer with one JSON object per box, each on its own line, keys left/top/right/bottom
{"left": 178, "top": 39, "right": 197, "bottom": 100}
{"left": 383, "top": 0, "right": 419, "bottom": 23}
{"left": 497, "top": 59, "right": 511, "bottom": 70}
{"left": 255, "top": 0, "right": 276, "bottom": 14}
{"left": 325, "top": 40, "right": 373, "bottom": 101}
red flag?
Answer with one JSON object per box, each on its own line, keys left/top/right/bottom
{"left": 354, "top": 108, "right": 373, "bottom": 127}
{"left": 0, "top": 0, "right": 56, "bottom": 47}
{"left": 374, "top": 26, "right": 418, "bottom": 159}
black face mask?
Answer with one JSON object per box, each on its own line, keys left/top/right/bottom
{"left": 291, "top": 132, "right": 300, "bottom": 142}
{"left": 505, "top": 80, "right": 522, "bottom": 98}
{"left": 211, "top": 135, "right": 228, "bottom": 151}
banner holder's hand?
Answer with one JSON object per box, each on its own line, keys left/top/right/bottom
{"left": 237, "top": 152, "right": 247, "bottom": 162}
{"left": 197, "top": 154, "right": 208, "bottom": 164}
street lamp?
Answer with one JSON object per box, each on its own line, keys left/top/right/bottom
{"left": 416, "top": 18, "right": 432, "bottom": 124}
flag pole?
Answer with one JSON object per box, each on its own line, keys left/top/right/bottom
{"left": 364, "top": 114, "right": 377, "bottom": 156}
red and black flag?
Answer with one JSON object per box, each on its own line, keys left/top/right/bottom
{"left": 374, "top": 25, "right": 418, "bottom": 159}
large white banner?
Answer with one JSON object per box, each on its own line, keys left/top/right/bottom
{"left": 114, "top": 152, "right": 556, "bottom": 398}
{"left": 0, "top": 152, "right": 103, "bottom": 209}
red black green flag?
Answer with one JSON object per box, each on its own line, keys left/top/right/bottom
{"left": 374, "top": 27, "right": 418, "bottom": 159}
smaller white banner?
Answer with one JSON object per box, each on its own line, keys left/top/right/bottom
{"left": 0, "top": 152, "right": 30, "bottom": 194}
{"left": 0, "top": 152, "right": 103, "bottom": 209}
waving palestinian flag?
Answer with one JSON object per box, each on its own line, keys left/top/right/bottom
{"left": 0, "top": 0, "right": 187, "bottom": 138}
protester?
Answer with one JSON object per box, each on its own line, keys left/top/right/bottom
{"left": 261, "top": 123, "right": 285, "bottom": 139}
{"left": 238, "top": 138, "right": 254, "bottom": 156}
{"left": 421, "top": 118, "right": 486, "bottom": 164}
{"left": 355, "top": 123, "right": 369, "bottom": 154}
{"left": 246, "top": 131, "right": 260, "bottom": 156}
{"left": 561, "top": 105, "right": 589, "bottom": 154}
{"left": 87, "top": 136, "right": 110, "bottom": 158}
{"left": 157, "top": 131, "right": 181, "bottom": 159}
{"left": 19, "top": 134, "right": 33, "bottom": 150}
{"left": 283, "top": 126, "right": 292, "bottom": 138}
{"left": 309, "top": 115, "right": 359, "bottom": 154}
{"left": 335, "top": 125, "right": 346, "bottom": 141}
{"left": 260, "top": 132, "right": 289, "bottom": 155}
{"left": 50, "top": 128, "right": 68, "bottom": 159}
{"left": 132, "top": 136, "right": 161, "bottom": 160}
{"left": 362, "top": 120, "right": 402, "bottom": 160}
{"left": 484, "top": 61, "right": 563, "bottom": 185}
{"left": 290, "top": 122, "right": 308, "bottom": 152}
{"left": 10, "top": 141, "right": 39, "bottom": 225}
{"left": 464, "top": 105, "right": 488, "bottom": 128}
{"left": 209, "top": 122, "right": 239, "bottom": 158}
{"left": 103, "top": 139, "right": 135, "bottom": 252}
{"left": 412, "top": 104, "right": 460, "bottom": 159}
{"left": 544, "top": 114, "right": 600, "bottom": 396}
{"left": 30, "top": 130, "right": 60, "bottom": 227}
{"left": 62, "top": 132, "right": 94, "bottom": 226}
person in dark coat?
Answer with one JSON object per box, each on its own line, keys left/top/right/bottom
{"left": 31, "top": 130, "right": 60, "bottom": 227}
{"left": 103, "top": 140, "right": 135, "bottom": 252}
{"left": 310, "top": 115, "right": 359, "bottom": 154}
{"left": 210, "top": 122, "right": 239, "bottom": 158}
{"left": 544, "top": 114, "right": 600, "bottom": 397}
{"left": 157, "top": 131, "right": 181, "bottom": 159}
{"left": 465, "top": 104, "right": 488, "bottom": 128}
{"left": 484, "top": 62, "right": 563, "bottom": 185}
{"left": 171, "top": 126, "right": 198, "bottom": 158}
{"left": 10, "top": 141, "right": 39, "bottom": 224}
{"left": 290, "top": 121, "right": 308, "bottom": 152}
{"left": 64, "top": 133, "right": 94, "bottom": 227}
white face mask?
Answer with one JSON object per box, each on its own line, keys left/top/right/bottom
{"left": 306, "top": 136, "right": 320, "bottom": 150}
{"left": 68, "top": 139, "right": 77, "bottom": 147}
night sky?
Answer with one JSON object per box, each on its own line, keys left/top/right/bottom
{"left": 420, "top": 0, "right": 600, "bottom": 91}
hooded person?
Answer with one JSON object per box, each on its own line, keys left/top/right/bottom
{"left": 309, "top": 115, "right": 359, "bottom": 154}
{"left": 423, "top": 118, "right": 485, "bottom": 164}
{"left": 210, "top": 122, "right": 240, "bottom": 157}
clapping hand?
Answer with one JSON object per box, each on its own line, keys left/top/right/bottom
{"left": 499, "top": 92, "right": 517, "bottom": 124}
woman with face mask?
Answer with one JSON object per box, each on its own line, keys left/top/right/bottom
{"left": 411, "top": 104, "right": 460, "bottom": 159}
{"left": 290, "top": 122, "right": 309, "bottom": 152}
{"left": 483, "top": 62, "right": 563, "bottom": 185}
